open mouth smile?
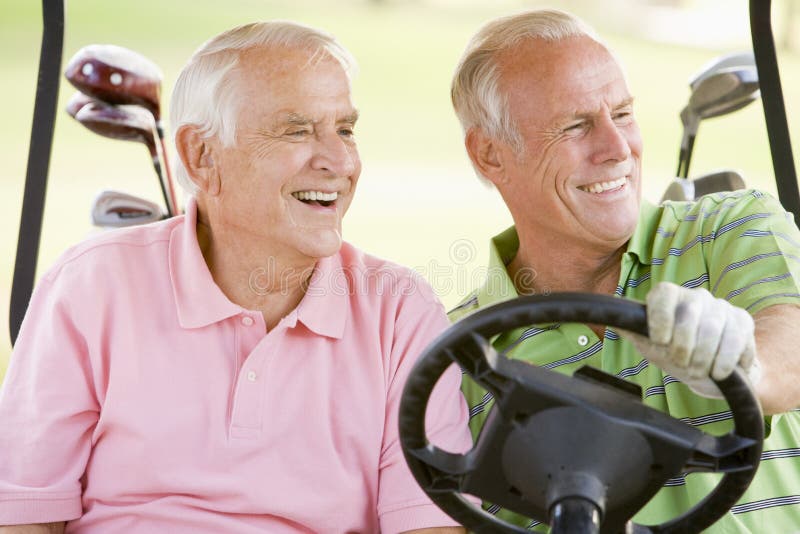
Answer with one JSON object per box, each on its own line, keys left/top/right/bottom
{"left": 577, "top": 176, "right": 627, "bottom": 194}
{"left": 291, "top": 190, "right": 338, "bottom": 208}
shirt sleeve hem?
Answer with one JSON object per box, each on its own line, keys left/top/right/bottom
{"left": 0, "top": 492, "right": 82, "bottom": 525}
{"left": 379, "top": 502, "right": 461, "bottom": 533}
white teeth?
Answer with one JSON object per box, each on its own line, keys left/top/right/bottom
{"left": 292, "top": 191, "right": 338, "bottom": 202}
{"left": 580, "top": 177, "right": 626, "bottom": 194}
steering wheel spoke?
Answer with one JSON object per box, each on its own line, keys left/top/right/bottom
{"left": 685, "top": 433, "right": 762, "bottom": 474}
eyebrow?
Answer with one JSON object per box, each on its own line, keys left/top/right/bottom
{"left": 282, "top": 111, "right": 360, "bottom": 126}
{"left": 340, "top": 111, "right": 360, "bottom": 124}
{"left": 612, "top": 97, "right": 635, "bottom": 111}
{"left": 285, "top": 113, "right": 313, "bottom": 127}
{"left": 570, "top": 97, "right": 635, "bottom": 120}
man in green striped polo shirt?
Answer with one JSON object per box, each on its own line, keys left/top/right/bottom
{"left": 448, "top": 8, "right": 800, "bottom": 532}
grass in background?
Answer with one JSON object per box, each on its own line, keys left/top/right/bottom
{"left": 1, "top": 0, "right": 798, "bottom": 378}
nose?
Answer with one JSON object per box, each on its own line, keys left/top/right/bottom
{"left": 591, "top": 113, "right": 632, "bottom": 165}
{"left": 310, "top": 130, "right": 358, "bottom": 177}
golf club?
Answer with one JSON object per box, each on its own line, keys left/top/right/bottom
{"left": 689, "top": 51, "right": 756, "bottom": 88}
{"left": 91, "top": 189, "right": 165, "bottom": 228}
{"left": 69, "top": 92, "right": 173, "bottom": 217}
{"left": 677, "top": 56, "right": 760, "bottom": 178}
{"left": 65, "top": 91, "right": 93, "bottom": 119}
{"left": 64, "top": 44, "right": 180, "bottom": 215}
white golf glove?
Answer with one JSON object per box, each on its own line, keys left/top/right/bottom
{"left": 620, "top": 282, "right": 761, "bottom": 399}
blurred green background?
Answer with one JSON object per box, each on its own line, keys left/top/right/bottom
{"left": 2, "top": 0, "right": 799, "bottom": 377}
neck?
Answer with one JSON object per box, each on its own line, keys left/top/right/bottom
{"left": 508, "top": 235, "right": 625, "bottom": 297}
{"left": 196, "top": 218, "right": 316, "bottom": 331}
{"left": 509, "top": 237, "right": 624, "bottom": 339}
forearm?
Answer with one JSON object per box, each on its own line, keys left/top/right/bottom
{"left": 0, "top": 523, "right": 65, "bottom": 534}
{"left": 753, "top": 304, "right": 800, "bottom": 415}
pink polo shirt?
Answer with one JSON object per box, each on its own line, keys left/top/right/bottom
{"left": 0, "top": 198, "right": 472, "bottom": 533}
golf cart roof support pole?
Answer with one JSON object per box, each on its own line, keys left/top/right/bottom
{"left": 750, "top": 0, "right": 800, "bottom": 221}
{"left": 9, "top": 0, "right": 64, "bottom": 346}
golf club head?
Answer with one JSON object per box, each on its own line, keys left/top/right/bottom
{"left": 687, "top": 67, "right": 760, "bottom": 121}
{"left": 91, "top": 190, "right": 165, "bottom": 228}
{"left": 65, "top": 91, "right": 94, "bottom": 119}
{"left": 689, "top": 51, "right": 756, "bottom": 89}
{"left": 74, "top": 100, "right": 157, "bottom": 153}
{"left": 65, "top": 44, "right": 162, "bottom": 119}
{"left": 661, "top": 170, "right": 747, "bottom": 202}
{"left": 677, "top": 53, "right": 760, "bottom": 178}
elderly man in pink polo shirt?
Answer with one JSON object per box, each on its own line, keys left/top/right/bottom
{"left": 0, "top": 21, "right": 471, "bottom": 534}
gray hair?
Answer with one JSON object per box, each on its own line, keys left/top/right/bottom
{"left": 170, "top": 21, "right": 358, "bottom": 195}
{"left": 451, "top": 9, "right": 599, "bottom": 154}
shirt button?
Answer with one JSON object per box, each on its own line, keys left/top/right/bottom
{"left": 247, "top": 371, "right": 257, "bottom": 382}
{"left": 577, "top": 335, "right": 589, "bottom": 347}
{"left": 241, "top": 316, "right": 254, "bottom": 326}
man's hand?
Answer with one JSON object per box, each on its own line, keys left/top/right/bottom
{"left": 620, "top": 282, "right": 761, "bottom": 398}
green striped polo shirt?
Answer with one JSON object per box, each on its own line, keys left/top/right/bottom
{"left": 449, "top": 190, "right": 800, "bottom": 532}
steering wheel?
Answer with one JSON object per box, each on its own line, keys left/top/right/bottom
{"left": 399, "top": 293, "right": 763, "bottom": 534}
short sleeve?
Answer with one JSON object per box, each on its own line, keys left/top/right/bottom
{"left": 706, "top": 192, "right": 800, "bottom": 314}
{"left": 377, "top": 277, "right": 474, "bottom": 533}
{"left": 0, "top": 273, "right": 98, "bottom": 524}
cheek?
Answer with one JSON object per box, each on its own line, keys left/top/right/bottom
{"left": 253, "top": 142, "right": 314, "bottom": 177}
{"left": 626, "top": 124, "right": 644, "bottom": 157}
{"left": 538, "top": 143, "right": 581, "bottom": 190}
{"left": 351, "top": 159, "right": 362, "bottom": 188}
{"left": 343, "top": 148, "right": 362, "bottom": 192}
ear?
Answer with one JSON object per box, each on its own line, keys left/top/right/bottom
{"left": 465, "top": 127, "right": 508, "bottom": 187}
{"left": 175, "top": 125, "right": 220, "bottom": 196}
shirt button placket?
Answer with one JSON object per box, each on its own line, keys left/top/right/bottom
{"left": 231, "top": 313, "right": 264, "bottom": 438}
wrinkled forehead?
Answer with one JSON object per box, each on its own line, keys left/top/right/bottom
{"left": 234, "top": 44, "right": 351, "bottom": 85}
{"left": 498, "top": 35, "right": 622, "bottom": 87}
{"left": 498, "top": 36, "right": 631, "bottom": 115}
{"left": 230, "top": 46, "right": 356, "bottom": 125}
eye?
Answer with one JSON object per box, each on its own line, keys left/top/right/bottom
{"left": 613, "top": 109, "right": 634, "bottom": 123}
{"left": 563, "top": 121, "right": 586, "bottom": 133}
{"left": 338, "top": 126, "right": 355, "bottom": 138}
{"left": 286, "top": 129, "right": 311, "bottom": 138}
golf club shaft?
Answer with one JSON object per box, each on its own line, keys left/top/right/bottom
{"left": 676, "top": 148, "right": 686, "bottom": 178}
{"left": 150, "top": 155, "right": 173, "bottom": 217}
{"left": 155, "top": 122, "right": 179, "bottom": 215}
{"left": 680, "top": 135, "right": 696, "bottom": 178}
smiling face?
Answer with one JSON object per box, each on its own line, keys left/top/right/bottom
{"left": 492, "top": 35, "right": 643, "bottom": 253}
{"left": 204, "top": 46, "right": 361, "bottom": 261}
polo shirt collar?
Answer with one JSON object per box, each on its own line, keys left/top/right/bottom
{"left": 169, "top": 198, "right": 347, "bottom": 337}
{"left": 289, "top": 253, "right": 347, "bottom": 339}
{"left": 477, "top": 225, "right": 520, "bottom": 308}
{"left": 624, "top": 199, "right": 661, "bottom": 266}
{"left": 170, "top": 197, "right": 245, "bottom": 329}
{"left": 477, "top": 200, "right": 662, "bottom": 307}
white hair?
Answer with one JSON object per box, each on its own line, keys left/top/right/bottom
{"left": 169, "top": 21, "right": 358, "bottom": 195}
{"left": 451, "top": 9, "right": 600, "bottom": 157}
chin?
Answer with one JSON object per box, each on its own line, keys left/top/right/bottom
{"left": 607, "top": 219, "right": 639, "bottom": 243}
{"left": 296, "top": 229, "right": 344, "bottom": 259}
